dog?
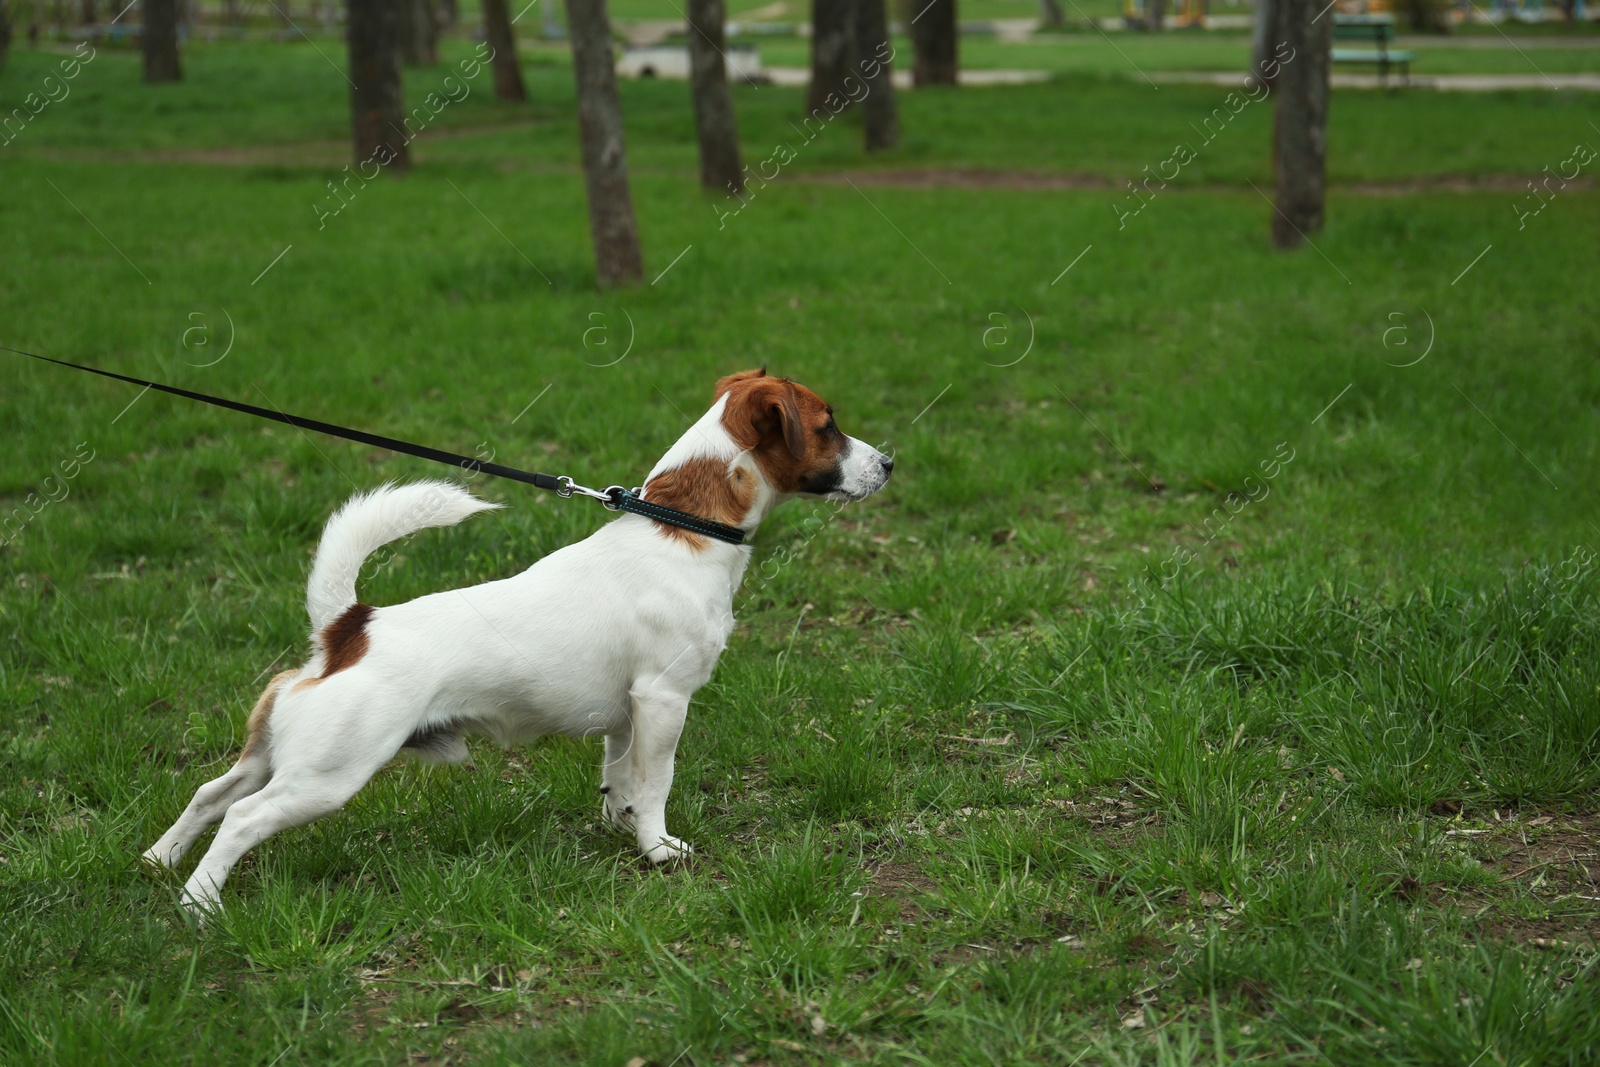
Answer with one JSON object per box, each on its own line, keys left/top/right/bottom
{"left": 142, "top": 369, "right": 893, "bottom": 913}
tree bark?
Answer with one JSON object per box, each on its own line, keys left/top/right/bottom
{"left": 910, "top": 0, "right": 956, "bottom": 86}
{"left": 1038, "top": 0, "right": 1063, "bottom": 27}
{"left": 1396, "top": 0, "right": 1449, "bottom": 33}
{"left": 78, "top": 0, "right": 92, "bottom": 25}
{"left": 347, "top": 0, "right": 410, "bottom": 172}
{"left": 564, "top": 0, "right": 644, "bottom": 286}
{"left": 1148, "top": 0, "right": 1165, "bottom": 31}
{"left": 398, "top": 0, "right": 438, "bottom": 65}
{"left": 1251, "top": 0, "right": 1277, "bottom": 87}
{"left": 807, "top": 0, "right": 855, "bottom": 114}
{"left": 0, "top": 0, "right": 11, "bottom": 69}
{"left": 855, "top": 0, "right": 899, "bottom": 152}
{"left": 482, "top": 0, "right": 527, "bottom": 101}
{"left": 688, "top": 0, "right": 743, "bottom": 194}
{"left": 1271, "top": 0, "right": 1331, "bottom": 249}
{"left": 438, "top": 0, "right": 456, "bottom": 25}
{"left": 142, "top": 0, "right": 183, "bottom": 82}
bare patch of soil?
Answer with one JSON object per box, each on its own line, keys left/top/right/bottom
{"left": 1441, "top": 811, "right": 1600, "bottom": 946}
{"left": 1484, "top": 813, "right": 1599, "bottom": 891}
{"left": 868, "top": 861, "right": 939, "bottom": 921}
{"left": 1048, "top": 789, "right": 1163, "bottom": 845}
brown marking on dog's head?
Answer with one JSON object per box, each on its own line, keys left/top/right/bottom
{"left": 240, "top": 669, "right": 298, "bottom": 759}
{"left": 643, "top": 457, "right": 757, "bottom": 548}
{"left": 715, "top": 369, "right": 851, "bottom": 496}
{"left": 319, "top": 603, "right": 376, "bottom": 678}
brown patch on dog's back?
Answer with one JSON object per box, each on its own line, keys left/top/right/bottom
{"left": 241, "top": 669, "right": 297, "bottom": 759}
{"left": 643, "top": 457, "right": 756, "bottom": 548}
{"left": 292, "top": 603, "right": 376, "bottom": 691}
{"left": 321, "top": 603, "right": 376, "bottom": 677}
{"left": 716, "top": 370, "right": 848, "bottom": 494}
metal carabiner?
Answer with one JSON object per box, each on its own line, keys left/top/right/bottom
{"left": 555, "top": 475, "right": 612, "bottom": 503}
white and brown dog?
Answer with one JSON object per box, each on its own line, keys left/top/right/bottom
{"left": 143, "top": 369, "right": 892, "bottom": 912}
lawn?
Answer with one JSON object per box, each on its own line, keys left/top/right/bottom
{"left": 2, "top": 28, "right": 1599, "bottom": 1067}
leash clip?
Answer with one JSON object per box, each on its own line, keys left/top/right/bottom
{"left": 557, "top": 476, "right": 640, "bottom": 511}
{"left": 555, "top": 475, "right": 610, "bottom": 503}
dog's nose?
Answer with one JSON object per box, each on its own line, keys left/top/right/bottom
{"left": 880, "top": 455, "right": 894, "bottom": 474}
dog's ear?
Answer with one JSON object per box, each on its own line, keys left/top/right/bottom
{"left": 722, "top": 375, "right": 806, "bottom": 460}
{"left": 767, "top": 381, "right": 806, "bottom": 460}
{"left": 714, "top": 367, "right": 767, "bottom": 400}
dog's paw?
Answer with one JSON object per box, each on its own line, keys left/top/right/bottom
{"left": 140, "top": 846, "right": 179, "bottom": 875}
{"left": 178, "top": 889, "right": 222, "bottom": 926}
{"left": 602, "top": 796, "right": 635, "bottom": 831}
{"left": 644, "top": 837, "right": 694, "bottom": 866}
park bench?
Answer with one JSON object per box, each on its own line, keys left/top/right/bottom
{"left": 1332, "top": 14, "right": 1415, "bottom": 87}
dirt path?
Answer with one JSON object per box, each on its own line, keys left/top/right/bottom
{"left": 20, "top": 142, "right": 1586, "bottom": 198}
{"left": 1152, "top": 70, "right": 1600, "bottom": 91}
{"left": 791, "top": 169, "right": 1594, "bottom": 196}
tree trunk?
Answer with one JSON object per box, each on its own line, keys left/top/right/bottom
{"left": 855, "top": 0, "right": 899, "bottom": 152}
{"left": 564, "top": 0, "right": 644, "bottom": 286}
{"left": 910, "top": 0, "right": 956, "bottom": 86}
{"left": 438, "top": 0, "right": 456, "bottom": 25}
{"left": 1148, "top": 0, "right": 1165, "bottom": 31}
{"left": 0, "top": 0, "right": 11, "bottom": 69}
{"left": 78, "top": 0, "right": 92, "bottom": 25}
{"left": 398, "top": 0, "right": 438, "bottom": 65}
{"left": 482, "top": 0, "right": 526, "bottom": 101}
{"left": 1396, "top": 0, "right": 1449, "bottom": 33}
{"left": 1271, "top": 0, "right": 1331, "bottom": 249}
{"left": 807, "top": 0, "right": 855, "bottom": 114}
{"left": 142, "top": 0, "right": 183, "bottom": 82}
{"left": 347, "top": 0, "right": 410, "bottom": 172}
{"left": 1038, "top": 0, "right": 1062, "bottom": 27}
{"left": 1251, "top": 0, "right": 1277, "bottom": 87}
{"left": 688, "top": 0, "right": 743, "bottom": 194}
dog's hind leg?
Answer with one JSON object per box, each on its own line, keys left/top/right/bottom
{"left": 178, "top": 682, "right": 412, "bottom": 915}
{"left": 142, "top": 670, "right": 295, "bottom": 871}
{"left": 179, "top": 750, "right": 390, "bottom": 915}
{"left": 143, "top": 750, "right": 272, "bottom": 872}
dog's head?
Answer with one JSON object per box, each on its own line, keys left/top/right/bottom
{"left": 714, "top": 368, "right": 893, "bottom": 502}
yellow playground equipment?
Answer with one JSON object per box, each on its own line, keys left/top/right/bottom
{"left": 1121, "top": 0, "right": 1396, "bottom": 27}
{"left": 1121, "top": 0, "right": 1211, "bottom": 28}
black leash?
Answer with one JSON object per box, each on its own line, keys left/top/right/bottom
{"left": 1, "top": 342, "right": 747, "bottom": 546}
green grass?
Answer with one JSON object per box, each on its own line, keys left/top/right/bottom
{"left": 3, "top": 28, "right": 1599, "bottom": 1067}
{"left": 6, "top": 39, "right": 1597, "bottom": 181}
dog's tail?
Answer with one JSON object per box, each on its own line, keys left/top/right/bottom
{"left": 306, "top": 481, "right": 501, "bottom": 631}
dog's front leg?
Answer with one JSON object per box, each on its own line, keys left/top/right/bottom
{"left": 627, "top": 684, "right": 693, "bottom": 864}
{"left": 600, "top": 728, "right": 636, "bottom": 830}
